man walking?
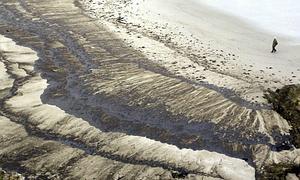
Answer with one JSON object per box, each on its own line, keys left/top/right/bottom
{"left": 271, "top": 37, "right": 278, "bottom": 53}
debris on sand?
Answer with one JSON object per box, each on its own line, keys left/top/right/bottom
{"left": 0, "top": 169, "right": 24, "bottom": 180}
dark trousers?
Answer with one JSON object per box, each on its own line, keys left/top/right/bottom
{"left": 271, "top": 46, "right": 277, "bottom": 53}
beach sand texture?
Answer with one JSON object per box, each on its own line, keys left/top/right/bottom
{"left": 81, "top": 0, "right": 300, "bottom": 104}
{"left": 0, "top": 0, "right": 299, "bottom": 179}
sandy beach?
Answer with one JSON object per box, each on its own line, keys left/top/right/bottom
{"left": 0, "top": 0, "right": 299, "bottom": 179}
{"left": 81, "top": 0, "right": 300, "bottom": 105}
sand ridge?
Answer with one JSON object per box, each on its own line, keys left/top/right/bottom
{"left": 0, "top": 0, "right": 299, "bottom": 179}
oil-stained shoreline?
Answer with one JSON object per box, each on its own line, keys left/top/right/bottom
{"left": 0, "top": 0, "right": 299, "bottom": 179}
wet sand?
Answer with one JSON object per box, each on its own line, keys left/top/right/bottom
{"left": 0, "top": 0, "right": 299, "bottom": 179}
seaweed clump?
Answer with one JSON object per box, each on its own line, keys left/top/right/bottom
{"left": 261, "top": 163, "right": 300, "bottom": 180}
{"left": 263, "top": 85, "right": 300, "bottom": 179}
{"left": 264, "top": 84, "right": 300, "bottom": 148}
{"left": 0, "top": 169, "right": 24, "bottom": 180}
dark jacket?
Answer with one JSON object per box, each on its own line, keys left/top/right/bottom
{"left": 272, "top": 38, "right": 278, "bottom": 48}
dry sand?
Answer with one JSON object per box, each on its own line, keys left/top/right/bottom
{"left": 81, "top": 0, "right": 300, "bottom": 105}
